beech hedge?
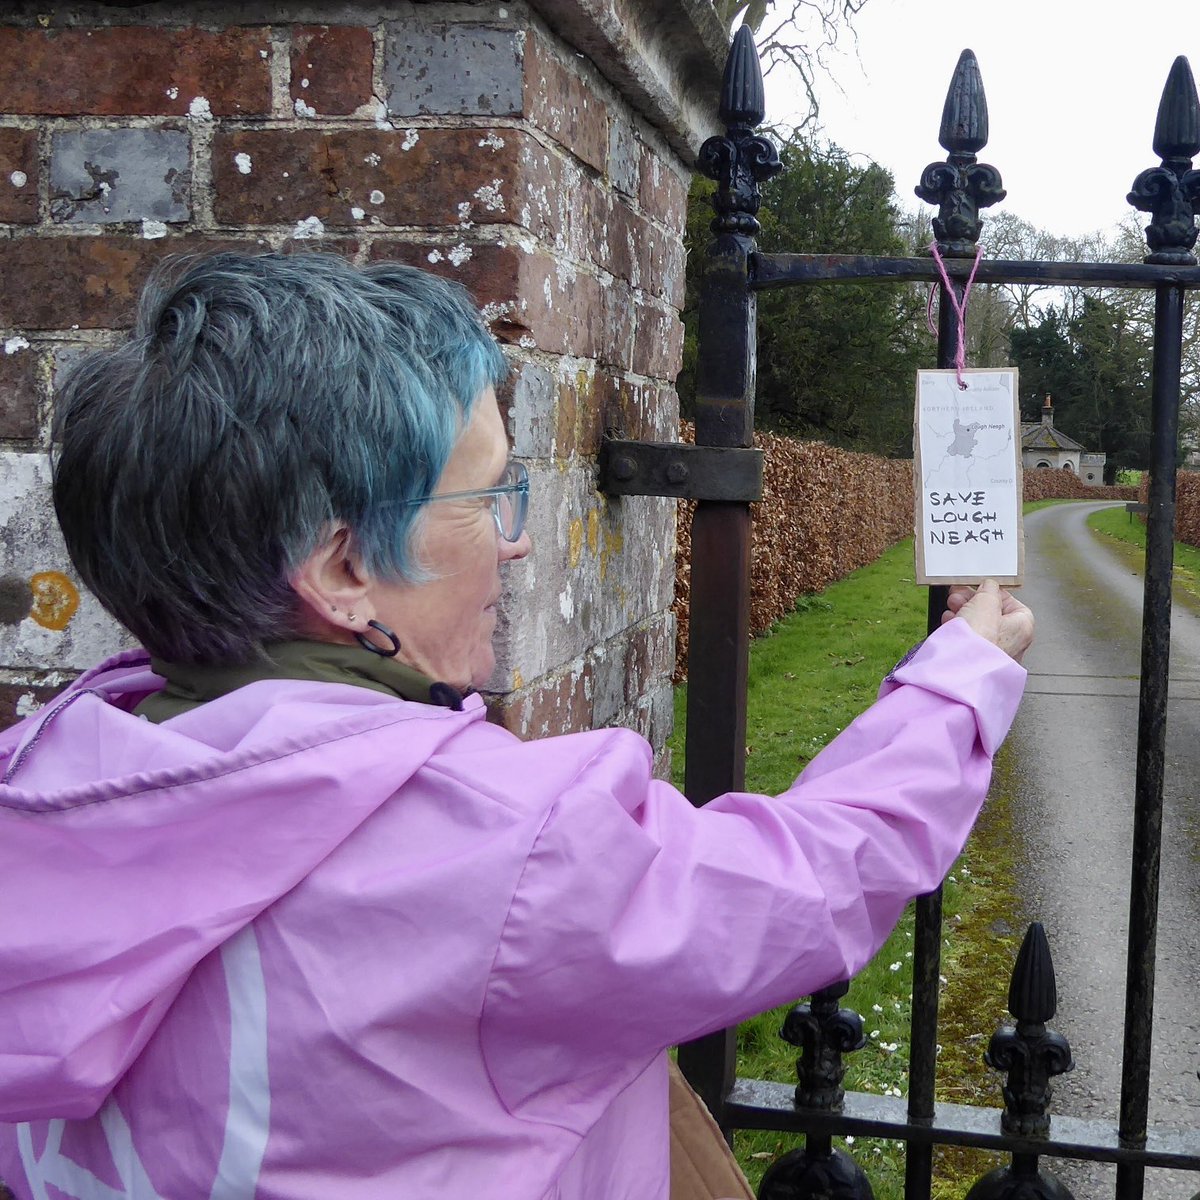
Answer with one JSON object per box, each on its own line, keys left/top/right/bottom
{"left": 1142, "top": 471, "right": 1200, "bottom": 546}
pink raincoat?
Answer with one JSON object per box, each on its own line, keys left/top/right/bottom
{"left": 0, "top": 618, "right": 1024, "bottom": 1199}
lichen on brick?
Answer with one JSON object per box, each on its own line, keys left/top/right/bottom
{"left": 473, "top": 180, "right": 505, "bottom": 213}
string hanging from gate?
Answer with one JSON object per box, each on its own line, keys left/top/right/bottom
{"left": 925, "top": 241, "right": 984, "bottom": 389}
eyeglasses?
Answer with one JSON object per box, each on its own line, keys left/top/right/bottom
{"left": 403, "top": 460, "right": 530, "bottom": 542}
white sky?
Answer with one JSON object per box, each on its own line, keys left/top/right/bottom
{"left": 761, "top": 0, "right": 1197, "bottom": 242}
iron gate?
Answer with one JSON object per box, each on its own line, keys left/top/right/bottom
{"left": 601, "top": 27, "right": 1200, "bottom": 1200}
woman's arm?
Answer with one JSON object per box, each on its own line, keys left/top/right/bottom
{"left": 481, "top": 615, "right": 1027, "bottom": 1124}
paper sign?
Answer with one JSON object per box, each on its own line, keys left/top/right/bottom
{"left": 914, "top": 369, "right": 1023, "bottom": 585}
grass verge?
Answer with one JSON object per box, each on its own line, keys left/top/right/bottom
{"left": 669, "top": 539, "right": 1025, "bottom": 1196}
{"left": 1086, "top": 503, "right": 1200, "bottom": 613}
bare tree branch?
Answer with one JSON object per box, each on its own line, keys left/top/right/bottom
{"left": 713, "top": 0, "right": 872, "bottom": 127}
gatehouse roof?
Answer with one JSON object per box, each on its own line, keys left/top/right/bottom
{"left": 1020, "top": 422, "right": 1086, "bottom": 452}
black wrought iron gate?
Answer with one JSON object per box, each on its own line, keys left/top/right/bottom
{"left": 602, "top": 27, "right": 1200, "bottom": 1200}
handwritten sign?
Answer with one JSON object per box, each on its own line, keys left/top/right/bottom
{"left": 914, "top": 369, "right": 1023, "bottom": 585}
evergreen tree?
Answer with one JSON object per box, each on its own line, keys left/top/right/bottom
{"left": 679, "top": 135, "right": 926, "bottom": 457}
{"left": 1009, "top": 298, "right": 1153, "bottom": 482}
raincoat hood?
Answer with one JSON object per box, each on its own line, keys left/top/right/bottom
{"left": 0, "top": 650, "right": 481, "bottom": 1123}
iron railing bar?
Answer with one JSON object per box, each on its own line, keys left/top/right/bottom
{"left": 752, "top": 253, "right": 1200, "bottom": 290}
{"left": 903, "top": 279, "right": 962, "bottom": 1200}
{"left": 1115, "top": 282, "right": 1185, "bottom": 1200}
{"left": 726, "top": 1083, "right": 1200, "bottom": 1169}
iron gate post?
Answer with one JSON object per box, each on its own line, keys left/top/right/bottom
{"left": 1117, "top": 54, "right": 1199, "bottom": 1200}
{"left": 676, "top": 23, "right": 780, "bottom": 1124}
{"left": 908, "top": 47, "right": 1006, "bottom": 1200}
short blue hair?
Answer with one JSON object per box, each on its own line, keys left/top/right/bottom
{"left": 52, "top": 252, "right": 509, "bottom": 664}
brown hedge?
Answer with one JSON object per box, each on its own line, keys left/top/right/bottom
{"left": 673, "top": 431, "right": 1139, "bottom": 680}
{"left": 1023, "top": 468, "right": 1138, "bottom": 503}
{"left": 1143, "top": 470, "right": 1200, "bottom": 545}
{"left": 673, "top": 425, "right": 911, "bottom": 680}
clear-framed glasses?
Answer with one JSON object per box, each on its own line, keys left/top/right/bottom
{"left": 406, "top": 460, "right": 530, "bottom": 542}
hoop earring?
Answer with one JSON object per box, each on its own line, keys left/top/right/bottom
{"left": 355, "top": 619, "right": 401, "bottom": 658}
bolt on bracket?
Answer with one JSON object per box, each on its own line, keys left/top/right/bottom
{"left": 598, "top": 438, "right": 764, "bottom": 502}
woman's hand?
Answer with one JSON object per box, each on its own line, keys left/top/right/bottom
{"left": 941, "top": 578, "right": 1035, "bottom": 664}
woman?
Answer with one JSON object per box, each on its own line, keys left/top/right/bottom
{"left": 0, "top": 252, "right": 1032, "bottom": 1200}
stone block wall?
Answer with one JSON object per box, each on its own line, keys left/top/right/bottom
{"left": 0, "top": 1, "right": 725, "bottom": 763}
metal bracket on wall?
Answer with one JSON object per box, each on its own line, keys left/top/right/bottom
{"left": 598, "top": 439, "right": 764, "bottom": 502}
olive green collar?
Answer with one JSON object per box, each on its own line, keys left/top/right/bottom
{"left": 135, "top": 639, "right": 469, "bottom": 724}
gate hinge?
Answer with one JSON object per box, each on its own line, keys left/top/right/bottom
{"left": 598, "top": 439, "right": 764, "bottom": 502}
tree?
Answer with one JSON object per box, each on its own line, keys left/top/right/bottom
{"left": 995, "top": 210, "right": 1200, "bottom": 473}
{"left": 1009, "top": 298, "right": 1153, "bottom": 482}
{"left": 679, "top": 134, "right": 926, "bottom": 456}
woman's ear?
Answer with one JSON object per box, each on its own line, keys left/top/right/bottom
{"left": 291, "top": 526, "right": 377, "bottom": 636}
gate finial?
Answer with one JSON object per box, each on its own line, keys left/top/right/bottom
{"left": 963, "top": 924, "right": 1076, "bottom": 1200}
{"left": 915, "top": 49, "right": 1006, "bottom": 257}
{"left": 1128, "top": 55, "right": 1200, "bottom": 265}
{"left": 697, "top": 25, "right": 782, "bottom": 237}
{"left": 756, "top": 983, "right": 874, "bottom": 1200}
{"left": 987, "top": 922, "right": 1075, "bottom": 1138}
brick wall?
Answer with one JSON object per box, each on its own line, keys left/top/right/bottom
{"left": 0, "top": 1, "right": 725, "bottom": 765}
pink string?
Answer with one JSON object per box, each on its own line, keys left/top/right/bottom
{"left": 926, "top": 241, "right": 984, "bottom": 389}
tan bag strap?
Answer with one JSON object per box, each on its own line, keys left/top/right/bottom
{"left": 668, "top": 1058, "right": 755, "bottom": 1200}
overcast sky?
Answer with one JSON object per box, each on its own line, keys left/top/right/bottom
{"left": 761, "top": 0, "right": 1198, "bottom": 243}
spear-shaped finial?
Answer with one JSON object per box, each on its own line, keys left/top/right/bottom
{"left": 1129, "top": 55, "right": 1200, "bottom": 264}
{"left": 985, "top": 924, "right": 1075, "bottom": 1138}
{"left": 939, "top": 48, "right": 990, "bottom": 159}
{"left": 965, "top": 925, "right": 1076, "bottom": 1198}
{"left": 916, "top": 49, "right": 1006, "bottom": 256}
{"left": 720, "top": 24, "right": 767, "bottom": 130}
{"left": 697, "top": 25, "right": 781, "bottom": 237}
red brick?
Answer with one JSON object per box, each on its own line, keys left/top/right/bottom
{"left": 659, "top": 231, "right": 687, "bottom": 311}
{"left": 593, "top": 372, "right": 665, "bottom": 450}
{"left": 632, "top": 303, "right": 684, "bottom": 380}
{"left": 623, "top": 617, "right": 674, "bottom": 707}
{"left": 0, "top": 128, "right": 37, "bottom": 224}
{"left": 639, "top": 148, "right": 688, "bottom": 232}
{"left": 600, "top": 281, "right": 636, "bottom": 370}
{"left": 603, "top": 197, "right": 637, "bottom": 286}
{"left": 290, "top": 26, "right": 374, "bottom": 116}
{"left": 639, "top": 220, "right": 687, "bottom": 307}
{"left": 0, "top": 28, "right": 271, "bottom": 116}
{"left": 0, "top": 681, "right": 65, "bottom": 732}
{"left": 0, "top": 236, "right": 248, "bottom": 330}
{"left": 370, "top": 241, "right": 602, "bottom": 358}
{"left": 518, "top": 256, "right": 602, "bottom": 358}
{"left": 489, "top": 661, "right": 594, "bottom": 738}
{"left": 214, "top": 128, "right": 528, "bottom": 229}
{"left": 554, "top": 369, "right": 602, "bottom": 457}
{"left": 0, "top": 345, "right": 39, "bottom": 439}
{"left": 524, "top": 32, "right": 608, "bottom": 174}
{"left": 369, "top": 240, "right": 521, "bottom": 319}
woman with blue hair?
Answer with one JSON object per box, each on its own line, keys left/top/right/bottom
{"left": 0, "top": 252, "right": 1032, "bottom": 1200}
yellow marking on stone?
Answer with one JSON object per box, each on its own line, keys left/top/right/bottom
{"left": 599, "top": 520, "right": 624, "bottom": 582}
{"left": 568, "top": 516, "right": 584, "bottom": 568}
{"left": 586, "top": 508, "right": 599, "bottom": 556}
{"left": 29, "top": 571, "right": 79, "bottom": 631}
{"left": 512, "top": 669, "right": 524, "bottom": 690}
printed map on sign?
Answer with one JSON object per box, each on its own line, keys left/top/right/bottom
{"left": 914, "top": 369, "right": 1023, "bottom": 585}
